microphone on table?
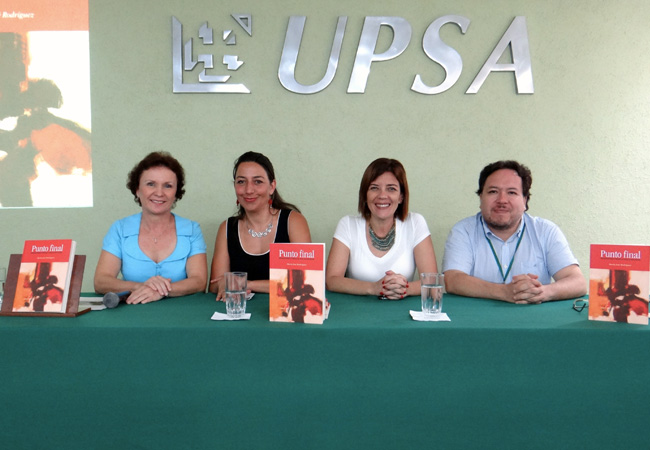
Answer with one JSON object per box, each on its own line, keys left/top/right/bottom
{"left": 103, "top": 291, "right": 131, "bottom": 309}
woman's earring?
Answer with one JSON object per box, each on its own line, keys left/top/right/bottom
{"left": 236, "top": 199, "right": 240, "bottom": 206}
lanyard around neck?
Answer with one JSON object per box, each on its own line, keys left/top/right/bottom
{"left": 484, "top": 222, "right": 526, "bottom": 283}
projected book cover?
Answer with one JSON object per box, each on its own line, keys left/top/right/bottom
{"left": 0, "top": 0, "right": 91, "bottom": 208}
{"left": 588, "top": 244, "right": 650, "bottom": 325}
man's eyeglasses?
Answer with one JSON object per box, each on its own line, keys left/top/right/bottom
{"left": 572, "top": 299, "right": 588, "bottom": 312}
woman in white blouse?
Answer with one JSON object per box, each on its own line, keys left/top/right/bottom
{"left": 326, "top": 158, "right": 438, "bottom": 300}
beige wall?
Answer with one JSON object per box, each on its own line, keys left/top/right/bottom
{"left": 2, "top": 0, "right": 649, "bottom": 292}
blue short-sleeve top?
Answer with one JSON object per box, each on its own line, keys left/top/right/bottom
{"left": 101, "top": 212, "right": 207, "bottom": 283}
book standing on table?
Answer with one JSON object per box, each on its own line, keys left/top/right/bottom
{"left": 11, "top": 239, "right": 77, "bottom": 313}
{"left": 588, "top": 244, "right": 650, "bottom": 325}
{"left": 269, "top": 243, "right": 329, "bottom": 324}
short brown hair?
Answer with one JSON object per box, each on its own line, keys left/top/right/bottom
{"left": 126, "top": 151, "right": 186, "bottom": 205}
{"left": 358, "top": 158, "right": 409, "bottom": 221}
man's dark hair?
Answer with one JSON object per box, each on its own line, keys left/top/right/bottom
{"left": 476, "top": 160, "right": 532, "bottom": 210}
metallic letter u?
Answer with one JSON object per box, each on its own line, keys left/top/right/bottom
{"left": 279, "top": 16, "right": 347, "bottom": 94}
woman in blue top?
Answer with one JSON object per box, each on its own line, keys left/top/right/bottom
{"left": 94, "top": 152, "right": 207, "bottom": 304}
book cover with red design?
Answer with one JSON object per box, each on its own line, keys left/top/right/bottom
{"left": 269, "top": 243, "right": 329, "bottom": 324}
{"left": 588, "top": 244, "right": 650, "bottom": 325}
{"left": 12, "top": 239, "right": 76, "bottom": 313}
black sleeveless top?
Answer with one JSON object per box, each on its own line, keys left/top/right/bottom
{"left": 227, "top": 209, "right": 292, "bottom": 281}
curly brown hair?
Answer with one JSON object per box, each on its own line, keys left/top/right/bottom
{"left": 126, "top": 151, "right": 186, "bottom": 205}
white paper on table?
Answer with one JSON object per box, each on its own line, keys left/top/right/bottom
{"left": 409, "top": 310, "right": 450, "bottom": 322}
{"left": 79, "top": 297, "right": 107, "bottom": 311}
{"left": 210, "top": 293, "right": 255, "bottom": 320}
{"left": 211, "top": 312, "right": 251, "bottom": 321}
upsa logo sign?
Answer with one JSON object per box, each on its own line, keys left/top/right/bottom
{"left": 172, "top": 14, "right": 533, "bottom": 95}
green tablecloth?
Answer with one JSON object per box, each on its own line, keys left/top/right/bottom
{"left": 1, "top": 292, "right": 648, "bottom": 449}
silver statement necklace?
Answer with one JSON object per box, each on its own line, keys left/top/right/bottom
{"left": 247, "top": 219, "right": 273, "bottom": 238}
{"left": 369, "top": 222, "right": 396, "bottom": 251}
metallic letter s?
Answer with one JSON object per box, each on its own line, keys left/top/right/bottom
{"left": 411, "top": 15, "right": 470, "bottom": 95}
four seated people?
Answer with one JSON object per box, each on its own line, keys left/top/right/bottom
{"left": 93, "top": 156, "right": 587, "bottom": 303}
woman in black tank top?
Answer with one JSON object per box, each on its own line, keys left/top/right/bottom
{"left": 209, "top": 152, "right": 311, "bottom": 301}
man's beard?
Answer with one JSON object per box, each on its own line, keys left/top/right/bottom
{"left": 484, "top": 215, "right": 521, "bottom": 232}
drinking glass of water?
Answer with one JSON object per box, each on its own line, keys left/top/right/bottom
{"left": 420, "top": 273, "right": 444, "bottom": 315}
{"left": 225, "top": 272, "right": 247, "bottom": 318}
